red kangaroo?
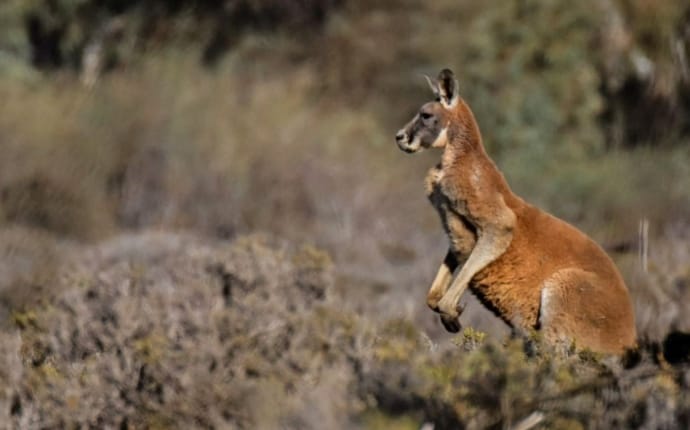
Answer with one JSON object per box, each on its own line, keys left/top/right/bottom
{"left": 395, "top": 69, "right": 636, "bottom": 354}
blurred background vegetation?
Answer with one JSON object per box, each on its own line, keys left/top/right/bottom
{"left": 1, "top": 0, "right": 690, "bottom": 428}
{"left": 2, "top": 0, "right": 689, "bottom": 327}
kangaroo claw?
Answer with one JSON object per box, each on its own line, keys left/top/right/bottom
{"left": 440, "top": 314, "right": 461, "bottom": 333}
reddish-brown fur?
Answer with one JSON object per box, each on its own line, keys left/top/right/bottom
{"left": 397, "top": 69, "right": 636, "bottom": 354}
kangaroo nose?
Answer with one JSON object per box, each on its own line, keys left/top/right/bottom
{"left": 395, "top": 130, "right": 406, "bottom": 141}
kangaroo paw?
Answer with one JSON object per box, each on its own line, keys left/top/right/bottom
{"left": 437, "top": 295, "right": 461, "bottom": 319}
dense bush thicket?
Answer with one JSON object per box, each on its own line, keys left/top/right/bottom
{"left": 1, "top": 233, "right": 689, "bottom": 429}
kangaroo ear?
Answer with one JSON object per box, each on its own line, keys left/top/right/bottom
{"left": 437, "top": 68, "right": 459, "bottom": 108}
{"left": 424, "top": 74, "right": 440, "bottom": 98}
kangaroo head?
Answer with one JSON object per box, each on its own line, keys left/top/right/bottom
{"left": 396, "top": 68, "right": 460, "bottom": 154}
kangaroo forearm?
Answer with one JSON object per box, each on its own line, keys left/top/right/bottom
{"left": 438, "top": 224, "right": 514, "bottom": 317}
{"left": 427, "top": 249, "right": 458, "bottom": 309}
{"left": 444, "top": 249, "right": 459, "bottom": 272}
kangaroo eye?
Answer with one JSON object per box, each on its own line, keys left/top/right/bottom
{"left": 420, "top": 112, "right": 433, "bottom": 120}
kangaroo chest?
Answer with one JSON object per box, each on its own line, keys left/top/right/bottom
{"left": 427, "top": 167, "right": 538, "bottom": 328}
{"left": 425, "top": 165, "right": 477, "bottom": 259}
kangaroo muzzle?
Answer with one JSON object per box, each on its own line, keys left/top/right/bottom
{"left": 395, "top": 129, "right": 421, "bottom": 153}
